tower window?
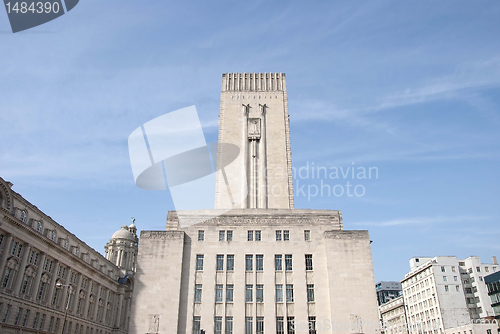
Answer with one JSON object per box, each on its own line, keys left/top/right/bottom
{"left": 215, "top": 285, "right": 223, "bottom": 303}
{"left": 276, "top": 230, "right": 282, "bottom": 241}
{"left": 276, "top": 284, "right": 283, "bottom": 303}
{"left": 246, "top": 255, "right": 253, "bottom": 271}
{"left": 247, "top": 231, "right": 253, "bottom": 241}
{"left": 256, "top": 284, "right": 264, "bottom": 302}
{"left": 304, "top": 230, "right": 311, "bottom": 241}
{"left": 194, "top": 284, "right": 202, "bottom": 303}
{"left": 305, "top": 254, "right": 313, "bottom": 271}
{"left": 226, "top": 285, "right": 234, "bottom": 302}
{"left": 227, "top": 255, "right": 234, "bottom": 271}
{"left": 255, "top": 230, "right": 261, "bottom": 241}
{"left": 245, "top": 285, "right": 253, "bottom": 302}
{"left": 219, "top": 231, "right": 225, "bottom": 241}
{"left": 227, "top": 230, "right": 233, "bottom": 241}
{"left": 285, "top": 255, "right": 293, "bottom": 271}
{"left": 283, "top": 230, "right": 290, "bottom": 241}
{"left": 197, "top": 230, "right": 204, "bottom": 241}
{"left": 286, "top": 284, "right": 294, "bottom": 302}
{"left": 256, "top": 255, "right": 263, "bottom": 271}
{"left": 196, "top": 255, "right": 204, "bottom": 271}
{"left": 275, "top": 255, "right": 283, "bottom": 271}
{"left": 307, "top": 284, "right": 315, "bottom": 302}
{"left": 216, "top": 255, "right": 224, "bottom": 271}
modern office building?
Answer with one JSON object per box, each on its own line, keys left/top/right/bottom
{"left": 0, "top": 176, "right": 137, "bottom": 334}
{"left": 485, "top": 270, "right": 500, "bottom": 319}
{"left": 376, "top": 281, "right": 402, "bottom": 306}
{"left": 401, "top": 256, "right": 499, "bottom": 334}
{"left": 379, "top": 295, "right": 407, "bottom": 334}
{"left": 130, "top": 73, "right": 380, "bottom": 334}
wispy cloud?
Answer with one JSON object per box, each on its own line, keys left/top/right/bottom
{"left": 353, "top": 215, "right": 491, "bottom": 227}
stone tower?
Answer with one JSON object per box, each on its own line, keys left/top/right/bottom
{"left": 215, "top": 73, "right": 294, "bottom": 209}
{"left": 105, "top": 221, "right": 138, "bottom": 274}
{"left": 130, "top": 73, "right": 380, "bottom": 334}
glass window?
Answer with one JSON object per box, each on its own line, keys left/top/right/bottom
{"left": 307, "top": 284, "right": 315, "bottom": 302}
{"left": 225, "top": 317, "right": 233, "bottom": 334}
{"left": 283, "top": 230, "right": 290, "bottom": 241}
{"left": 246, "top": 255, "right": 253, "bottom": 271}
{"left": 197, "top": 230, "right": 204, "bottom": 241}
{"left": 444, "top": 285, "right": 449, "bottom": 292}
{"left": 226, "top": 285, "right": 234, "bottom": 302}
{"left": 275, "top": 255, "right": 282, "bottom": 271}
{"left": 287, "top": 317, "right": 295, "bottom": 334}
{"left": 227, "top": 230, "right": 233, "bottom": 241}
{"left": 255, "top": 230, "right": 261, "bottom": 241}
{"left": 219, "top": 231, "right": 225, "bottom": 241}
{"left": 443, "top": 276, "right": 447, "bottom": 281}
{"left": 286, "top": 284, "right": 294, "bottom": 302}
{"left": 227, "top": 255, "right": 234, "bottom": 271}
{"left": 304, "top": 230, "right": 311, "bottom": 241}
{"left": 276, "top": 230, "right": 282, "bottom": 241}
{"left": 256, "top": 317, "right": 264, "bottom": 334}
{"left": 245, "top": 317, "right": 253, "bottom": 334}
{"left": 193, "top": 316, "right": 201, "bottom": 334}
{"left": 256, "top": 284, "right": 263, "bottom": 303}
{"left": 214, "top": 316, "right": 222, "bottom": 334}
{"left": 476, "top": 267, "right": 481, "bottom": 272}
{"left": 276, "top": 284, "right": 283, "bottom": 302}
{"left": 216, "top": 255, "right": 224, "bottom": 271}
{"left": 305, "top": 254, "right": 313, "bottom": 271}
{"left": 194, "top": 284, "right": 202, "bottom": 303}
{"left": 441, "top": 266, "right": 445, "bottom": 272}
{"left": 245, "top": 285, "right": 253, "bottom": 302}
{"left": 276, "top": 317, "right": 285, "bottom": 334}
{"left": 456, "top": 285, "right": 460, "bottom": 292}
{"left": 285, "top": 255, "right": 293, "bottom": 271}
{"left": 247, "top": 231, "right": 253, "bottom": 241}
{"left": 215, "top": 285, "right": 223, "bottom": 302}
{"left": 308, "top": 317, "right": 317, "bottom": 334}
{"left": 256, "top": 255, "right": 263, "bottom": 271}
{"left": 196, "top": 255, "right": 204, "bottom": 271}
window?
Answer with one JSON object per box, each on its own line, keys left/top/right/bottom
{"left": 476, "top": 267, "right": 481, "bottom": 272}
{"left": 456, "top": 285, "right": 460, "bottom": 292}
{"left": 246, "top": 285, "right": 253, "bottom": 302}
{"left": 285, "top": 255, "right": 293, "bottom": 271}
{"left": 277, "top": 317, "right": 285, "bottom": 334}
{"left": 245, "top": 317, "right": 253, "bottom": 334}
{"left": 50, "top": 230, "right": 57, "bottom": 242}
{"left": 216, "top": 255, "right": 224, "bottom": 271}
{"left": 196, "top": 255, "right": 204, "bottom": 271}
{"left": 286, "top": 284, "right": 294, "bottom": 302}
{"left": 287, "top": 317, "right": 295, "bottom": 334}
{"left": 248, "top": 231, "right": 254, "bottom": 241}
{"left": 36, "top": 221, "right": 43, "bottom": 233}
{"left": 276, "top": 284, "right": 283, "bottom": 302}
{"left": 226, "top": 285, "right": 234, "bottom": 302}
{"left": 227, "top": 230, "right": 233, "bottom": 241}
{"left": 275, "top": 255, "right": 283, "bottom": 271}
{"left": 14, "top": 307, "right": 22, "bottom": 325}
{"left": 443, "top": 276, "right": 447, "bottom": 282}
{"left": 225, "top": 316, "right": 233, "bottom": 334}
{"left": 444, "top": 285, "right": 449, "bottom": 292}
{"left": 276, "top": 230, "right": 282, "bottom": 241}
{"left": 194, "top": 284, "right": 202, "bottom": 303}
{"left": 454, "top": 276, "right": 458, "bottom": 281}
{"left": 33, "top": 312, "right": 39, "bottom": 329}
{"left": 441, "top": 266, "right": 445, "bottom": 272}
{"left": 23, "top": 310, "right": 31, "bottom": 327}
{"left": 219, "top": 231, "right": 225, "bottom": 241}
{"left": 305, "top": 254, "right": 313, "bottom": 271}
{"left": 246, "top": 255, "right": 253, "bottom": 271}
{"left": 308, "top": 316, "right": 317, "bottom": 334}
{"left": 227, "top": 255, "right": 234, "bottom": 271}
{"left": 3, "top": 304, "right": 11, "bottom": 323}
{"left": 485, "top": 267, "right": 489, "bottom": 272}
{"left": 214, "top": 316, "right": 222, "bottom": 334}
{"left": 256, "top": 284, "right": 263, "bottom": 303}
{"left": 215, "top": 285, "right": 223, "bottom": 302}
{"left": 256, "top": 317, "right": 264, "bottom": 334}
{"left": 304, "top": 230, "right": 311, "bottom": 241}
{"left": 307, "top": 284, "right": 315, "bottom": 302}
{"left": 255, "top": 230, "right": 261, "bottom": 241}
{"left": 256, "top": 255, "right": 263, "bottom": 271}
{"left": 479, "top": 276, "right": 483, "bottom": 281}
{"left": 197, "top": 230, "right": 204, "bottom": 241}
{"left": 283, "top": 230, "right": 290, "bottom": 241}
{"left": 452, "top": 266, "right": 456, "bottom": 272}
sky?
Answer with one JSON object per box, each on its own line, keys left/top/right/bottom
{"left": 1, "top": 0, "right": 500, "bottom": 283}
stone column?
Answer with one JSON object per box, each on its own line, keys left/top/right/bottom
{"left": 92, "top": 284, "right": 101, "bottom": 320}
{"left": 115, "top": 292, "right": 124, "bottom": 328}
{"left": 101, "top": 288, "right": 110, "bottom": 325}
{"left": 31, "top": 252, "right": 46, "bottom": 300}
{"left": 0, "top": 234, "right": 13, "bottom": 274}
{"left": 13, "top": 242, "right": 30, "bottom": 295}
{"left": 46, "top": 259, "right": 59, "bottom": 306}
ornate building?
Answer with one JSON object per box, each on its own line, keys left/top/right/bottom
{"left": 0, "top": 176, "right": 137, "bottom": 334}
{"left": 130, "top": 73, "right": 380, "bottom": 334}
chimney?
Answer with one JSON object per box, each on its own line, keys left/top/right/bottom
{"left": 492, "top": 256, "right": 498, "bottom": 265}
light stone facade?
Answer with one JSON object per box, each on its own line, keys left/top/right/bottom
{"left": 130, "top": 73, "right": 380, "bottom": 334}
{"left": 0, "top": 176, "right": 136, "bottom": 334}
{"left": 379, "top": 296, "right": 408, "bottom": 334}
{"left": 401, "top": 256, "right": 499, "bottom": 334}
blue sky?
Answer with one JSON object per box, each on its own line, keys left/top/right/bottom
{"left": 1, "top": 0, "right": 500, "bottom": 282}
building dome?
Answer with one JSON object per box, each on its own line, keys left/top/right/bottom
{"left": 111, "top": 225, "right": 135, "bottom": 241}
